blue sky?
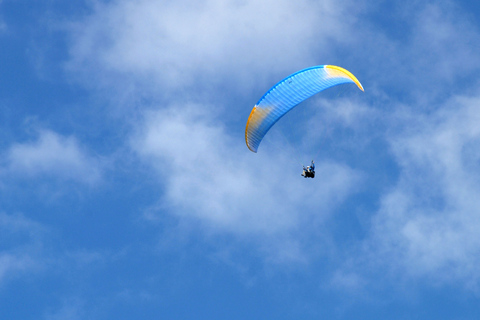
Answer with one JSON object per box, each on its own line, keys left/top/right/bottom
{"left": 2, "top": 0, "right": 480, "bottom": 319}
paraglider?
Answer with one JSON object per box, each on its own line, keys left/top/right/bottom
{"left": 244, "top": 65, "right": 364, "bottom": 178}
{"left": 301, "top": 160, "right": 315, "bottom": 178}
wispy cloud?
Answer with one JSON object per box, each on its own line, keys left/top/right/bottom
{"left": 0, "top": 212, "right": 44, "bottom": 285}
{"left": 0, "top": 253, "right": 35, "bottom": 284}
{"left": 64, "top": 0, "right": 480, "bottom": 290}
{"left": 66, "top": 0, "right": 365, "bottom": 254}
{"left": 350, "top": 1, "right": 480, "bottom": 104}
{"left": 133, "top": 103, "right": 361, "bottom": 261}
{"left": 67, "top": 0, "right": 360, "bottom": 99}
{"left": 358, "top": 94, "right": 480, "bottom": 290}
{"left": 2, "top": 129, "right": 102, "bottom": 185}
{"left": 43, "top": 298, "right": 85, "bottom": 320}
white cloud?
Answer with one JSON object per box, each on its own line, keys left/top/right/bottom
{"left": 344, "top": 1, "right": 480, "bottom": 105}
{"left": 407, "top": 3, "right": 480, "bottom": 91}
{"left": 3, "top": 129, "right": 102, "bottom": 185}
{"left": 64, "top": 0, "right": 480, "bottom": 279}
{"left": 0, "top": 253, "right": 35, "bottom": 284}
{"left": 67, "top": 0, "right": 359, "bottom": 97}
{"left": 64, "top": 0, "right": 374, "bottom": 263}
{"left": 0, "top": 212, "right": 44, "bottom": 285}
{"left": 133, "top": 103, "right": 361, "bottom": 260}
{"left": 365, "top": 95, "right": 480, "bottom": 289}
{"left": 43, "top": 298, "right": 85, "bottom": 320}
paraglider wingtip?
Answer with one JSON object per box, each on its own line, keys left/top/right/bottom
{"left": 353, "top": 79, "right": 364, "bottom": 92}
{"left": 325, "top": 65, "right": 364, "bottom": 92}
{"left": 246, "top": 144, "right": 257, "bottom": 153}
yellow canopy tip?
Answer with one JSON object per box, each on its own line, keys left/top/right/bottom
{"left": 325, "top": 65, "right": 364, "bottom": 92}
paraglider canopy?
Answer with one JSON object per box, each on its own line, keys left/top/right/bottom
{"left": 245, "top": 65, "right": 363, "bottom": 153}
